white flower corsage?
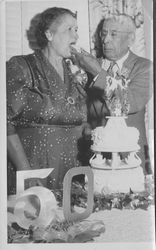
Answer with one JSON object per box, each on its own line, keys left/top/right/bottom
{"left": 120, "top": 67, "right": 131, "bottom": 80}
{"left": 66, "top": 59, "right": 88, "bottom": 86}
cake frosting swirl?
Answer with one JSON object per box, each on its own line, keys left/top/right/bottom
{"left": 91, "top": 117, "right": 140, "bottom": 152}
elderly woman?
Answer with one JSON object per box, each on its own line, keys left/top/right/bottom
{"left": 7, "top": 7, "right": 89, "bottom": 194}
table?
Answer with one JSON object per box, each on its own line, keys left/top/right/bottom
{"left": 88, "top": 206, "right": 155, "bottom": 242}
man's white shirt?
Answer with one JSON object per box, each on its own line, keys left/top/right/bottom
{"left": 92, "top": 50, "right": 130, "bottom": 83}
{"left": 101, "top": 50, "right": 130, "bottom": 72}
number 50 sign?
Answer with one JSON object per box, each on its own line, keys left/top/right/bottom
{"left": 8, "top": 167, "right": 94, "bottom": 229}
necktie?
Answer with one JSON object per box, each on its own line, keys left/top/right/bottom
{"left": 108, "top": 61, "right": 120, "bottom": 78}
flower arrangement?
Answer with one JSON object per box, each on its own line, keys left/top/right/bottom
{"left": 7, "top": 177, "right": 154, "bottom": 243}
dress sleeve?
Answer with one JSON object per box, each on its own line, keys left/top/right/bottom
{"left": 7, "top": 56, "right": 45, "bottom": 135}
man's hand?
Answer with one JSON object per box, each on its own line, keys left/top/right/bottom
{"left": 71, "top": 47, "right": 101, "bottom": 77}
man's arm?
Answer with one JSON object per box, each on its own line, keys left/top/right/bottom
{"left": 93, "top": 59, "right": 153, "bottom": 114}
{"left": 72, "top": 49, "right": 153, "bottom": 115}
{"left": 126, "top": 61, "right": 153, "bottom": 114}
{"left": 71, "top": 49, "right": 102, "bottom": 77}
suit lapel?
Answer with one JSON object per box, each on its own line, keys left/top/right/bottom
{"left": 121, "top": 51, "right": 138, "bottom": 78}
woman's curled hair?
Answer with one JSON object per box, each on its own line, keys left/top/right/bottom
{"left": 27, "top": 7, "right": 77, "bottom": 50}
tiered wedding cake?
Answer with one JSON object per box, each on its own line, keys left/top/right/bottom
{"left": 89, "top": 69, "right": 145, "bottom": 194}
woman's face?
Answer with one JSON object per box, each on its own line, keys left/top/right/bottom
{"left": 48, "top": 14, "right": 79, "bottom": 58}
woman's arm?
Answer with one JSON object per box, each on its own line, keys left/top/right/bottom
{"left": 7, "top": 134, "right": 31, "bottom": 171}
{"left": 8, "top": 133, "right": 43, "bottom": 187}
{"left": 7, "top": 56, "right": 45, "bottom": 188}
{"left": 7, "top": 57, "right": 32, "bottom": 171}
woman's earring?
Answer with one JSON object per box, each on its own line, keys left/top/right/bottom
{"left": 48, "top": 36, "right": 53, "bottom": 41}
{"left": 45, "top": 30, "right": 53, "bottom": 41}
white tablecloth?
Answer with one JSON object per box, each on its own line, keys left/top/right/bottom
{"left": 88, "top": 206, "right": 155, "bottom": 242}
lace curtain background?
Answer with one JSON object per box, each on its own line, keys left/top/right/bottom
{"left": 89, "top": 0, "right": 145, "bottom": 56}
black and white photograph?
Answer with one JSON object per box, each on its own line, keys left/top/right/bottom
{"left": 0, "top": 0, "right": 155, "bottom": 249}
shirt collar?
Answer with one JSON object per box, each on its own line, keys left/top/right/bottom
{"left": 116, "top": 50, "right": 129, "bottom": 70}
{"left": 101, "top": 50, "right": 130, "bottom": 71}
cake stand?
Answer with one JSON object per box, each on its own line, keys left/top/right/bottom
{"left": 89, "top": 116, "right": 145, "bottom": 194}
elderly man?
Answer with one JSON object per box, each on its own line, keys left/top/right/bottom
{"left": 72, "top": 14, "right": 153, "bottom": 175}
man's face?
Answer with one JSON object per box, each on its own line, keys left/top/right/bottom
{"left": 101, "top": 20, "right": 131, "bottom": 61}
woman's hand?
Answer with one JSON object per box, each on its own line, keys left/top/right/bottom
{"left": 71, "top": 47, "right": 101, "bottom": 77}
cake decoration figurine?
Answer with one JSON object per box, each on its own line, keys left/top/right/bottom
{"left": 89, "top": 71, "right": 145, "bottom": 194}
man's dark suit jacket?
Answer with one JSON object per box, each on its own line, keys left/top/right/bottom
{"left": 87, "top": 51, "right": 153, "bottom": 174}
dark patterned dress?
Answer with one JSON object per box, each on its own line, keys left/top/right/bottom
{"left": 7, "top": 50, "right": 88, "bottom": 194}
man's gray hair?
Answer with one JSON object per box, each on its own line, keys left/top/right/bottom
{"left": 104, "top": 14, "right": 136, "bottom": 33}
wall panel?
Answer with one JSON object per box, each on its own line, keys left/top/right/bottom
{"left": 6, "top": 2, "right": 22, "bottom": 60}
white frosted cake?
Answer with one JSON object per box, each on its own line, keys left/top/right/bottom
{"left": 90, "top": 117, "right": 145, "bottom": 194}
{"left": 91, "top": 117, "right": 140, "bottom": 152}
